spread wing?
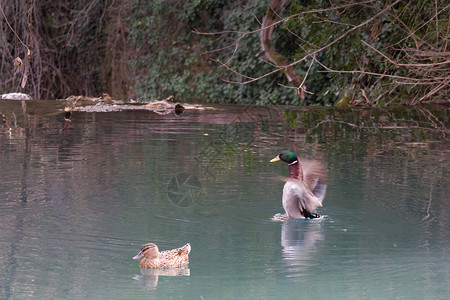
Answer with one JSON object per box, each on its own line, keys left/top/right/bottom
{"left": 301, "top": 159, "right": 327, "bottom": 202}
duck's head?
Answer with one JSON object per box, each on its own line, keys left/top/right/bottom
{"left": 133, "top": 243, "right": 159, "bottom": 260}
{"left": 270, "top": 150, "right": 298, "bottom": 164}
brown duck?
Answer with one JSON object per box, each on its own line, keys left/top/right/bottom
{"left": 133, "top": 243, "right": 191, "bottom": 268}
{"left": 270, "top": 150, "right": 327, "bottom": 219}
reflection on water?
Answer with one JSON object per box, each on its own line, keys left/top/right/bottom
{"left": 133, "top": 267, "right": 190, "bottom": 290}
{"left": 281, "top": 219, "right": 324, "bottom": 277}
{"left": 0, "top": 100, "right": 448, "bottom": 299}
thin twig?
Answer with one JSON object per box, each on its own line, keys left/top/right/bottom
{"left": 414, "top": 75, "right": 450, "bottom": 103}
{"left": 0, "top": 4, "right": 29, "bottom": 50}
{"left": 361, "top": 40, "right": 450, "bottom": 67}
{"left": 315, "top": 59, "right": 423, "bottom": 82}
{"left": 298, "top": 55, "right": 316, "bottom": 92}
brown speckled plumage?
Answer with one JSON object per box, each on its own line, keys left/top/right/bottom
{"left": 133, "top": 243, "right": 191, "bottom": 268}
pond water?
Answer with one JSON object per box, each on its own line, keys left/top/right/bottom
{"left": 0, "top": 100, "right": 448, "bottom": 299}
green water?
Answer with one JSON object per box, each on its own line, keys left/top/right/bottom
{"left": 0, "top": 102, "right": 448, "bottom": 299}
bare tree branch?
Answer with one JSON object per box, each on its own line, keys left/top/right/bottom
{"left": 260, "top": 0, "right": 305, "bottom": 99}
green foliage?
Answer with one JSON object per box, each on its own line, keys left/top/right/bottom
{"left": 130, "top": 0, "right": 449, "bottom": 105}
{"left": 129, "top": 0, "right": 447, "bottom": 105}
{"left": 129, "top": 0, "right": 304, "bottom": 104}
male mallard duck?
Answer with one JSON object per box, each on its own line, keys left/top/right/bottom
{"left": 270, "top": 150, "right": 327, "bottom": 219}
{"left": 133, "top": 243, "right": 191, "bottom": 268}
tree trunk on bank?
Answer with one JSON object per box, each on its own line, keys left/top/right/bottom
{"left": 260, "top": 0, "right": 305, "bottom": 100}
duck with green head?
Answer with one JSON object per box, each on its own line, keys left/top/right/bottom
{"left": 270, "top": 150, "right": 327, "bottom": 219}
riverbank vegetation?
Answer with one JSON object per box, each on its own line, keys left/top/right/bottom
{"left": 1, "top": 0, "right": 448, "bottom": 106}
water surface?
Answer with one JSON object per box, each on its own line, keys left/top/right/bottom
{"left": 0, "top": 101, "right": 448, "bottom": 299}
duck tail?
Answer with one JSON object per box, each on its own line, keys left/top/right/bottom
{"left": 183, "top": 243, "right": 191, "bottom": 254}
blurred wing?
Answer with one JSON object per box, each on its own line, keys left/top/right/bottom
{"left": 301, "top": 159, "right": 328, "bottom": 202}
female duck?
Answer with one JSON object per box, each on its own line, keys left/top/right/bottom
{"left": 133, "top": 243, "right": 191, "bottom": 268}
{"left": 270, "top": 150, "right": 327, "bottom": 219}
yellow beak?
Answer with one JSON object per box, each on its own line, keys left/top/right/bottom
{"left": 270, "top": 155, "right": 281, "bottom": 163}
